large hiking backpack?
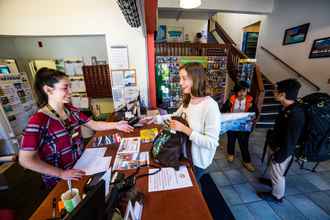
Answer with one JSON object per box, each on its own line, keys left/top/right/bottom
{"left": 151, "top": 113, "right": 192, "bottom": 170}
{"left": 296, "top": 93, "right": 330, "bottom": 162}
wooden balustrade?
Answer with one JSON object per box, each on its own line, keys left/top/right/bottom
{"left": 155, "top": 42, "right": 228, "bottom": 56}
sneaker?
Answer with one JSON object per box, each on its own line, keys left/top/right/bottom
{"left": 243, "top": 162, "right": 256, "bottom": 172}
{"left": 257, "top": 191, "right": 283, "bottom": 203}
{"left": 258, "top": 177, "right": 272, "bottom": 187}
{"left": 227, "top": 155, "right": 234, "bottom": 162}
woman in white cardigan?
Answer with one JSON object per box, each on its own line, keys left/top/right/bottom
{"left": 141, "top": 63, "right": 221, "bottom": 182}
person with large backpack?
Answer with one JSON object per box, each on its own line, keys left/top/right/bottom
{"left": 140, "top": 63, "right": 221, "bottom": 182}
{"left": 257, "top": 79, "right": 305, "bottom": 203}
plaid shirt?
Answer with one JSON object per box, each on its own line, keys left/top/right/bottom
{"left": 20, "top": 104, "right": 90, "bottom": 188}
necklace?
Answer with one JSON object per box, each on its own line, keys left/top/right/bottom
{"left": 46, "top": 104, "right": 76, "bottom": 138}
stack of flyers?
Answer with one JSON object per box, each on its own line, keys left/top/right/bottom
{"left": 117, "top": 137, "right": 141, "bottom": 153}
{"left": 113, "top": 137, "right": 148, "bottom": 170}
{"left": 113, "top": 152, "right": 149, "bottom": 170}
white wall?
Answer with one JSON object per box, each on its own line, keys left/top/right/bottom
{"left": 256, "top": 0, "right": 330, "bottom": 96}
{"left": 0, "top": 35, "right": 108, "bottom": 64}
{"left": 0, "top": 37, "right": 16, "bottom": 58}
{"left": 158, "top": 18, "right": 208, "bottom": 42}
{"left": 215, "top": 13, "right": 266, "bottom": 49}
{"left": 0, "top": 0, "right": 149, "bottom": 104}
{"left": 158, "top": 0, "right": 274, "bottom": 14}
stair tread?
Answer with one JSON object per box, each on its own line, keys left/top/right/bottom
{"left": 262, "top": 103, "right": 281, "bottom": 106}
{"left": 260, "top": 112, "right": 279, "bottom": 115}
{"left": 257, "top": 121, "right": 275, "bottom": 125}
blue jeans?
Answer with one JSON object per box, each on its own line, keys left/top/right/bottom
{"left": 194, "top": 166, "right": 206, "bottom": 183}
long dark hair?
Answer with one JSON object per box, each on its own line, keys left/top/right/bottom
{"left": 34, "top": 68, "right": 68, "bottom": 108}
{"left": 180, "top": 63, "right": 207, "bottom": 108}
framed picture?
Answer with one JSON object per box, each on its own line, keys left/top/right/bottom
{"left": 309, "top": 37, "right": 330, "bottom": 58}
{"left": 156, "top": 25, "right": 167, "bottom": 42}
{"left": 283, "top": 23, "right": 310, "bottom": 45}
{"left": 167, "top": 26, "right": 184, "bottom": 42}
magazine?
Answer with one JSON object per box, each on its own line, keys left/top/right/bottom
{"left": 140, "top": 128, "right": 158, "bottom": 143}
{"left": 118, "top": 137, "right": 141, "bottom": 153}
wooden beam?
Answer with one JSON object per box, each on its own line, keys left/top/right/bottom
{"left": 144, "top": 0, "right": 157, "bottom": 108}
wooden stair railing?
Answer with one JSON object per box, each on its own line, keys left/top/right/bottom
{"left": 260, "top": 46, "right": 320, "bottom": 91}
{"left": 155, "top": 42, "right": 228, "bottom": 56}
{"left": 250, "top": 64, "right": 265, "bottom": 117}
{"left": 209, "top": 17, "right": 264, "bottom": 113}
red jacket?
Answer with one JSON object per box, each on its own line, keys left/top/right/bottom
{"left": 229, "top": 95, "right": 254, "bottom": 113}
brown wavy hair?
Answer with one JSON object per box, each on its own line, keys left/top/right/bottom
{"left": 34, "top": 68, "right": 68, "bottom": 108}
{"left": 179, "top": 63, "right": 207, "bottom": 108}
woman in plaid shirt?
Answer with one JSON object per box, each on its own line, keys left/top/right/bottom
{"left": 19, "top": 68, "right": 133, "bottom": 188}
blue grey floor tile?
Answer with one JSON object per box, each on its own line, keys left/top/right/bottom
{"left": 224, "top": 169, "right": 248, "bottom": 185}
{"left": 230, "top": 204, "right": 255, "bottom": 220}
{"left": 215, "top": 129, "right": 330, "bottom": 220}
{"left": 304, "top": 173, "right": 330, "bottom": 190}
{"left": 215, "top": 159, "right": 230, "bottom": 170}
{"left": 209, "top": 171, "right": 231, "bottom": 187}
{"left": 246, "top": 201, "right": 281, "bottom": 220}
{"left": 319, "top": 171, "right": 330, "bottom": 183}
{"left": 287, "top": 194, "right": 330, "bottom": 220}
{"left": 286, "top": 175, "right": 320, "bottom": 193}
{"left": 249, "top": 179, "right": 272, "bottom": 192}
{"left": 240, "top": 167, "right": 261, "bottom": 182}
{"left": 285, "top": 180, "right": 302, "bottom": 196}
{"left": 268, "top": 199, "right": 307, "bottom": 220}
{"left": 307, "top": 191, "right": 330, "bottom": 215}
{"left": 218, "top": 185, "right": 243, "bottom": 205}
{"left": 206, "top": 161, "right": 219, "bottom": 173}
{"left": 233, "top": 183, "right": 262, "bottom": 203}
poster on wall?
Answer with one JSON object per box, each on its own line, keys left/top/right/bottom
{"left": 283, "top": 23, "right": 310, "bottom": 45}
{"left": 309, "top": 37, "right": 330, "bottom": 59}
{"left": 167, "top": 26, "right": 184, "bottom": 42}
{"left": 156, "top": 25, "right": 167, "bottom": 42}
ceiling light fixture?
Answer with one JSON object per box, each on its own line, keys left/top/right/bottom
{"left": 180, "top": 0, "right": 201, "bottom": 9}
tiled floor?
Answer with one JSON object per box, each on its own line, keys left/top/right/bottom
{"left": 208, "top": 128, "right": 330, "bottom": 220}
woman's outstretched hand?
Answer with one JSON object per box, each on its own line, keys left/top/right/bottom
{"left": 115, "top": 120, "right": 134, "bottom": 133}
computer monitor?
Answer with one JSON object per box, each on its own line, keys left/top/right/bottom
{"left": 65, "top": 180, "right": 105, "bottom": 220}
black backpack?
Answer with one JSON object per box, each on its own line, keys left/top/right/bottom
{"left": 296, "top": 93, "right": 330, "bottom": 162}
{"left": 151, "top": 113, "right": 192, "bottom": 170}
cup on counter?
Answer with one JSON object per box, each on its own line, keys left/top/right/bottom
{"left": 61, "top": 188, "right": 81, "bottom": 213}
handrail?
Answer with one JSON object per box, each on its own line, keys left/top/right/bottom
{"left": 209, "top": 17, "right": 236, "bottom": 46}
{"left": 260, "top": 46, "right": 320, "bottom": 91}
{"left": 250, "top": 64, "right": 265, "bottom": 118}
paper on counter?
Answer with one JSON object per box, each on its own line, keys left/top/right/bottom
{"left": 73, "top": 148, "right": 111, "bottom": 175}
{"left": 148, "top": 166, "right": 193, "bottom": 192}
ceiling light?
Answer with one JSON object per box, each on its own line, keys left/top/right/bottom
{"left": 180, "top": 0, "right": 201, "bottom": 9}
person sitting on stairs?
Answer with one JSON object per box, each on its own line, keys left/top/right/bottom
{"left": 221, "top": 81, "right": 258, "bottom": 172}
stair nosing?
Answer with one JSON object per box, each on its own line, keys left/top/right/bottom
{"left": 260, "top": 112, "right": 279, "bottom": 115}
{"left": 262, "top": 103, "right": 281, "bottom": 107}
{"left": 256, "top": 122, "right": 275, "bottom": 125}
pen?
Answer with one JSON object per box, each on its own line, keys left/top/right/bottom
{"left": 67, "top": 179, "right": 72, "bottom": 193}
{"left": 52, "top": 198, "right": 56, "bottom": 218}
